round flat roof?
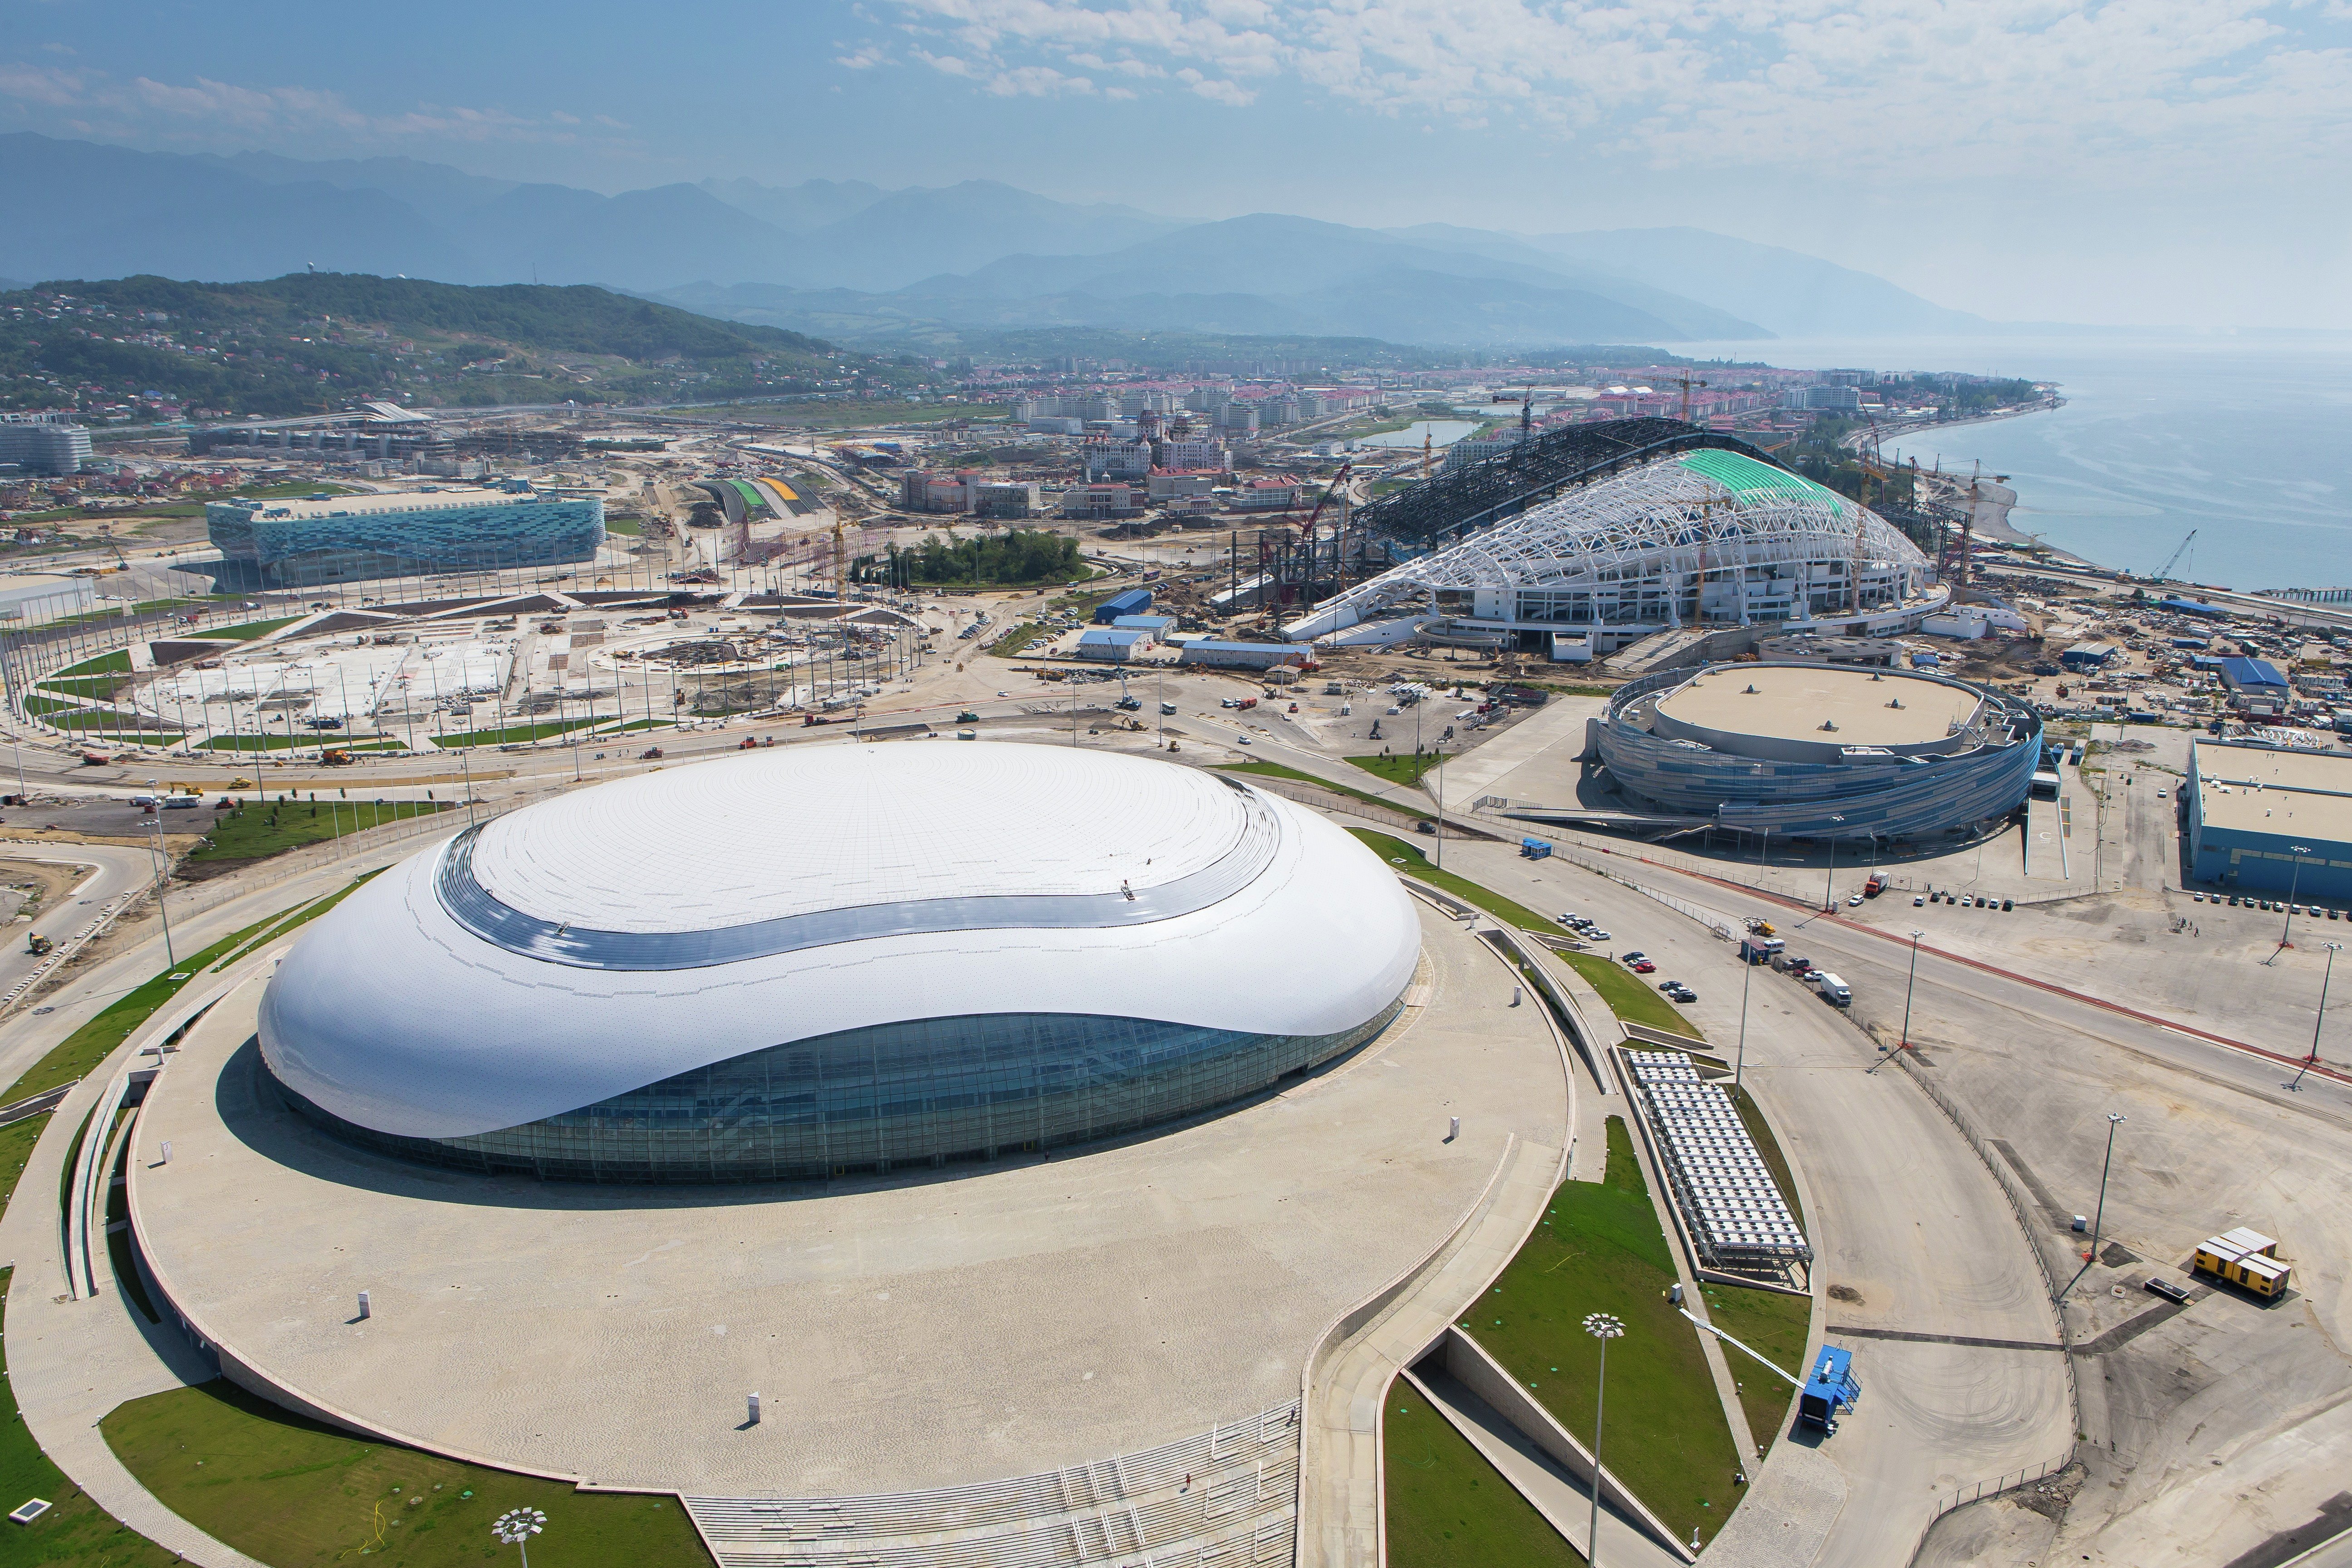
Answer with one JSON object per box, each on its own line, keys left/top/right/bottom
{"left": 1656, "top": 665, "right": 1982, "bottom": 751}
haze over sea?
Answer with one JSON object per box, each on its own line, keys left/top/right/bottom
{"left": 1677, "top": 336, "right": 2352, "bottom": 594}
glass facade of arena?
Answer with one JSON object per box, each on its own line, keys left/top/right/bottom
{"left": 271, "top": 1003, "right": 1403, "bottom": 1184}
{"left": 207, "top": 496, "right": 605, "bottom": 586}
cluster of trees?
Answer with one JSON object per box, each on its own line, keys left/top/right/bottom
{"left": 892, "top": 529, "right": 1083, "bottom": 586}
{"left": 0, "top": 274, "right": 854, "bottom": 417}
{"left": 1947, "top": 377, "right": 2040, "bottom": 414}
{"left": 1787, "top": 416, "right": 1919, "bottom": 511}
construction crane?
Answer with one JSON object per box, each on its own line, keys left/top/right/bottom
{"left": 1491, "top": 390, "right": 1537, "bottom": 439}
{"left": 2153, "top": 529, "right": 2197, "bottom": 584}
{"left": 1675, "top": 373, "right": 1710, "bottom": 424}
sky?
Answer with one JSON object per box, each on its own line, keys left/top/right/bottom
{"left": 3, "top": 0, "right": 2348, "bottom": 328}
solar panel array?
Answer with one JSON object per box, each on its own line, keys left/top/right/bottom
{"left": 1624, "top": 1051, "right": 1812, "bottom": 1266}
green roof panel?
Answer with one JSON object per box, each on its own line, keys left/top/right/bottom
{"left": 1678, "top": 449, "right": 1845, "bottom": 509}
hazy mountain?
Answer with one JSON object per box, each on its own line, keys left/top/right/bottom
{"left": 1524, "top": 227, "right": 1990, "bottom": 338}
{"left": 699, "top": 176, "right": 891, "bottom": 233}
{"left": 0, "top": 132, "right": 1997, "bottom": 344}
{"left": 203, "top": 151, "right": 521, "bottom": 230}
{"left": 0, "top": 134, "right": 476, "bottom": 286}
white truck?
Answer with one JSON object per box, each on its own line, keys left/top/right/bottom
{"left": 1813, "top": 971, "right": 1852, "bottom": 1008}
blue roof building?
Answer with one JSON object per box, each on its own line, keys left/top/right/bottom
{"left": 1076, "top": 627, "right": 1150, "bottom": 662}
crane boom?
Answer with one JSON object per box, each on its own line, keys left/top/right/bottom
{"left": 2154, "top": 529, "right": 2197, "bottom": 583}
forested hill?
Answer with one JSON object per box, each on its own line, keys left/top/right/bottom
{"left": 0, "top": 273, "right": 934, "bottom": 419}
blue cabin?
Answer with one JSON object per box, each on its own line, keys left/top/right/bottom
{"left": 1798, "top": 1345, "right": 1861, "bottom": 1432}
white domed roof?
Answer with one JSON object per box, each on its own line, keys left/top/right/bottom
{"left": 259, "top": 742, "right": 1422, "bottom": 1140}
{"left": 471, "top": 744, "right": 1252, "bottom": 933}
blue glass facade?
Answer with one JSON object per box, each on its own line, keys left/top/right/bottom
{"left": 207, "top": 495, "right": 604, "bottom": 586}
{"left": 270, "top": 1004, "right": 1403, "bottom": 1184}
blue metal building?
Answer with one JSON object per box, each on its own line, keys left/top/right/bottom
{"left": 1092, "top": 588, "right": 1154, "bottom": 624}
{"left": 2187, "top": 739, "right": 2352, "bottom": 900}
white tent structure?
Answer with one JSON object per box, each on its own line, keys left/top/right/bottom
{"left": 1284, "top": 448, "right": 1943, "bottom": 652}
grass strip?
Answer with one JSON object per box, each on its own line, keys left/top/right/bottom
{"left": 1347, "top": 751, "right": 1446, "bottom": 788}
{"left": 985, "top": 621, "right": 1044, "bottom": 657}
{"left": 1466, "top": 1116, "right": 1744, "bottom": 1548}
{"left": 196, "top": 734, "right": 403, "bottom": 752}
{"left": 50, "top": 651, "right": 133, "bottom": 677}
{"left": 1553, "top": 951, "right": 1699, "bottom": 1038}
{"left": 103, "top": 1379, "right": 712, "bottom": 1568}
{"left": 429, "top": 718, "right": 603, "bottom": 748}
{"left": 183, "top": 801, "right": 450, "bottom": 867}
{"left": 1697, "top": 1281, "right": 1813, "bottom": 1458}
{"left": 1218, "top": 760, "right": 1434, "bottom": 820}
{"left": 184, "top": 616, "right": 303, "bottom": 642}
{"left": 1384, "top": 1390, "right": 1585, "bottom": 1568}
{"left": 1, "top": 897, "right": 314, "bottom": 1106}
{"left": 1348, "top": 828, "right": 1553, "bottom": 933}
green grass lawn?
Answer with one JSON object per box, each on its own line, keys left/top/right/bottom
{"left": 33, "top": 676, "right": 122, "bottom": 699}
{"left": 185, "top": 615, "right": 303, "bottom": 642}
{"left": 103, "top": 1380, "right": 710, "bottom": 1568}
{"left": 1216, "top": 759, "right": 1435, "bottom": 820}
{"left": 1698, "top": 1280, "right": 1813, "bottom": 1457}
{"left": 1347, "top": 751, "right": 1446, "bottom": 788}
{"left": 1348, "top": 829, "right": 1555, "bottom": 932}
{"left": 985, "top": 622, "right": 1044, "bottom": 657}
{"left": 1384, "top": 1390, "right": 1584, "bottom": 1568}
{"left": 1553, "top": 951, "right": 1700, "bottom": 1039}
{"left": 604, "top": 516, "right": 643, "bottom": 535}
{"left": 1467, "top": 1117, "right": 1744, "bottom": 1549}
{"left": 197, "top": 734, "right": 406, "bottom": 752}
{"left": 49, "top": 651, "right": 133, "bottom": 677}
{"left": 0, "top": 1261, "right": 185, "bottom": 1568}
{"left": 182, "top": 800, "right": 451, "bottom": 867}
{"left": 0, "top": 887, "right": 377, "bottom": 1568}
{"left": 429, "top": 717, "right": 603, "bottom": 748}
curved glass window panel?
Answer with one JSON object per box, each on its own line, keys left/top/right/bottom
{"left": 271, "top": 1003, "right": 1402, "bottom": 1184}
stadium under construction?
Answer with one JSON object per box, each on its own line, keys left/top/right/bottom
{"left": 1280, "top": 423, "right": 1947, "bottom": 654}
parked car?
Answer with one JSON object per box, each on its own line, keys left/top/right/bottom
{"left": 1913, "top": 895, "right": 1926, "bottom": 906}
{"left": 1667, "top": 985, "right": 1698, "bottom": 1003}
{"left": 1845, "top": 893, "right": 1865, "bottom": 907}
{"left": 1658, "top": 979, "right": 1681, "bottom": 991}
{"left": 1621, "top": 951, "right": 1646, "bottom": 965}
{"left": 1630, "top": 959, "right": 1656, "bottom": 973}
{"left": 1585, "top": 930, "right": 1610, "bottom": 941}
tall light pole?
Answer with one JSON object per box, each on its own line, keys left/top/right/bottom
{"left": 1899, "top": 928, "right": 1925, "bottom": 1052}
{"left": 1822, "top": 814, "right": 1845, "bottom": 911}
{"left": 2292, "top": 941, "right": 2342, "bottom": 1092}
{"left": 1735, "top": 952, "right": 1754, "bottom": 1093}
{"left": 141, "top": 808, "right": 175, "bottom": 968}
{"left": 1583, "top": 1312, "right": 1625, "bottom": 1566}
{"left": 2058, "top": 1112, "right": 2127, "bottom": 1301}
{"left": 492, "top": 1508, "right": 545, "bottom": 1568}
{"left": 2281, "top": 846, "right": 2311, "bottom": 951}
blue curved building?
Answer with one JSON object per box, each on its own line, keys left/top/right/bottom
{"left": 207, "top": 486, "right": 603, "bottom": 586}
{"left": 1593, "top": 662, "right": 2041, "bottom": 842}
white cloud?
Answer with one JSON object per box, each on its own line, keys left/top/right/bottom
{"left": 0, "top": 64, "right": 636, "bottom": 153}
{"left": 861, "top": 0, "right": 2352, "bottom": 184}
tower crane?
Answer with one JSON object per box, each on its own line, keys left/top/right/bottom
{"left": 2153, "top": 529, "right": 2197, "bottom": 584}
{"left": 1490, "top": 390, "right": 1537, "bottom": 440}
{"left": 1675, "top": 373, "right": 1710, "bottom": 424}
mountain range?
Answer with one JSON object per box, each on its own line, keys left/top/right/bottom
{"left": 0, "top": 132, "right": 1993, "bottom": 348}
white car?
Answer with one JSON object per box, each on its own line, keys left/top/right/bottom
{"left": 1847, "top": 894, "right": 1865, "bottom": 906}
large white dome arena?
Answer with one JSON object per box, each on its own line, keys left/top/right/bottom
{"left": 258, "top": 742, "right": 1422, "bottom": 1182}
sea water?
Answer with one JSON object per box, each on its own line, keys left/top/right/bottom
{"left": 1675, "top": 334, "right": 2352, "bottom": 593}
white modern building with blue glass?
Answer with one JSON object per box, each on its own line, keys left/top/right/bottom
{"left": 206, "top": 485, "right": 604, "bottom": 586}
{"left": 258, "top": 742, "right": 1422, "bottom": 1183}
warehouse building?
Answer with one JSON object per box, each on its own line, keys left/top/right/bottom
{"left": 2187, "top": 739, "right": 2352, "bottom": 900}
{"left": 1177, "top": 639, "right": 1308, "bottom": 671}
{"left": 1076, "top": 626, "right": 1149, "bottom": 662}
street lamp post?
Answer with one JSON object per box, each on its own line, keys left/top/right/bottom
{"left": 1735, "top": 953, "right": 1753, "bottom": 1093}
{"left": 1583, "top": 1312, "right": 1625, "bottom": 1566}
{"left": 2281, "top": 846, "right": 2312, "bottom": 950}
{"left": 1899, "top": 928, "right": 1925, "bottom": 1052}
{"left": 2293, "top": 941, "right": 2342, "bottom": 1092}
{"left": 1822, "top": 815, "right": 1845, "bottom": 911}
{"left": 2058, "top": 1112, "right": 2127, "bottom": 1301}
{"left": 492, "top": 1508, "right": 545, "bottom": 1568}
